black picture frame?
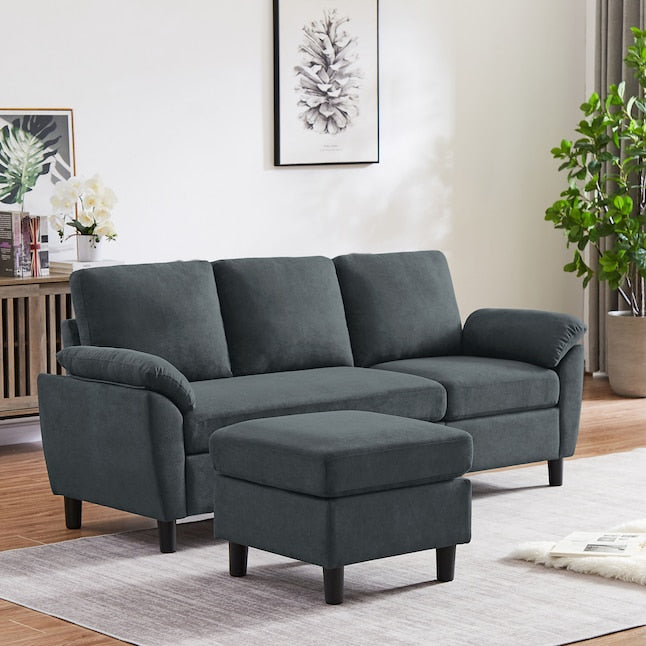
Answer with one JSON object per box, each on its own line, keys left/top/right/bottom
{"left": 273, "top": 0, "right": 379, "bottom": 166}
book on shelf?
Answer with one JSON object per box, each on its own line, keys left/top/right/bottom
{"left": 0, "top": 210, "right": 23, "bottom": 277}
{"left": 550, "top": 532, "right": 646, "bottom": 558}
{"left": 49, "top": 258, "right": 124, "bottom": 275}
{"left": 0, "top": 211, "right": 49, "bottom": 278}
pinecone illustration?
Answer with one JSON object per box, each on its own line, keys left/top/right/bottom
{"left": 294, "top": 9, "right": 362, "bottom": 135}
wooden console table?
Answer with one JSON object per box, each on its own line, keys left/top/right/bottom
{"left": 0, "top": 275, "right": 71, "bottom": 418}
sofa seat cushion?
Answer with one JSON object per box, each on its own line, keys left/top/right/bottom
{"left": 372, "top": 356, "right": 559, "bottom": 421}
{"left": 184, "top": 367, "right": 446, "bottom": 454}
{"left": 210, "top": 411, "right": 473, "bottom": 497}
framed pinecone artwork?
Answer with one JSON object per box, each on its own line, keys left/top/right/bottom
{"left": 273, "top": 0, "right": 379, "bottom": 166}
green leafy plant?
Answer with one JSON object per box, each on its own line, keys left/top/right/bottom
{"left": 0, "top": 115, "right": 60, "bottom": 207}
{"left": 546, "top": 27, "right": 646, "bottom": 316}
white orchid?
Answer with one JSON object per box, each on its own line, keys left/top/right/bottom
{"left": 49, "top": 174, "right": 118, "bottom": 243}
{"left": 93, "top": 206, "right": 112, "bottom": 224}
{"left": 94, "top": 220, "right": 116, "bottom": 238}
{"left": 77, "top": 210, "right": 94, "bottom": 227}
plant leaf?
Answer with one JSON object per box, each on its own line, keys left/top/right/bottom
{"left": 0, "top": 116, "right": 60, "bottom": 205}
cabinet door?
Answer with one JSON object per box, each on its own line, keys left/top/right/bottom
{"left": 0, "top": 279, "right": 71, "bottom": 417}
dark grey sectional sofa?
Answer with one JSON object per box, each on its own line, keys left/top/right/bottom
{"left": 37, "top": 250, "right": 586, "bottom": 552}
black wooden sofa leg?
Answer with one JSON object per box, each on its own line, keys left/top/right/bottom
{"left": 158, "top": 520, "right": 177, "bottom": 553}
{"left": 436, "top": 545, "right": 456, "bottom": 582}
{"left": 323, "top": 567, "right": 344, "bottom": 605}
{"left": 548, "top": 458, "right": 563, "bottom": 486}
{"left": 229, "top": 542, "right": 248, "bottom": 577}
{"left": 64, "top": 496, "right": 82, "bottom": 529}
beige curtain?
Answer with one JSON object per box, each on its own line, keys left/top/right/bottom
{"left": 588, "top": 0, "right": 646, "bottom": 373}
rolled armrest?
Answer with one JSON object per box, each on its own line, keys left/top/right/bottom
{"left": 57, "top": 346, "right": 196, "bottom": 413}
{"left": 462, "top": 308, "right": 586, "bottom": 368}
{"left": 38, "top": 373, "right": 187, "bottom": 521}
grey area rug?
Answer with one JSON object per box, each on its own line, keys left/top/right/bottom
{"left": 1, "top": 450, "right": 645, "bottom": 646}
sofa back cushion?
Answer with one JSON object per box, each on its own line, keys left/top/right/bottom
{"left": 334, "top": 250, "right": 462, "bottom": 366}
{"left": 70, "top": 260, "right": 232, "bottom": 381}
{"left": 213, "top": 256, "right": 354, "bottom": 375}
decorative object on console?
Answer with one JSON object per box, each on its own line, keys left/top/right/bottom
{"left": 76, "top": 234, "right": 102, "bottom": 262}
{"left": 545, "top": 27, "right": 646, "bottom": 396}
{"left": 273, "top": 0, "right": 379, "bottom": 165}
{"left": 49, "top": 258, "right": 124, "bottom": 276}
{"left": 0, "top": 211, "right": 49, "bottom": 277}
{"left": 49, "top": 174, "right": 117, "bottom": 262}
{"left": 27, "top": 215, "right": 49, "bottom": 276}
{"left": 0, "top": 210, "right": 27, "bottom": 276}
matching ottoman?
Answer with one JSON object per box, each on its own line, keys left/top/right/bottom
{"left": 209, "top": 410, "right": 473, "bottom": 604}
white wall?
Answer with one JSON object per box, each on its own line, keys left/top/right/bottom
{"left": 0, "top": 0, "right": 587, "bottom": 320}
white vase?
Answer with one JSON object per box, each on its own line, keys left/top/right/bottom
{"left": 76, "top": 235, "right": 103, "bottom": 262}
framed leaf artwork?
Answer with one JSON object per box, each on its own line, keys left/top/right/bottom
{"left": 273, "top": 0, "right": 379, "bottom": 166}
{"left": 0, "top": 108, "right": 76, "bottom": 213}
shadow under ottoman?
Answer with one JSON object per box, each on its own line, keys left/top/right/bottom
{"left": 209, "top": 410, "right": 473, "bottom": 604}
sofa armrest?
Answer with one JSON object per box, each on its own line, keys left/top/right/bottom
{"left": 462, "top": 308, "right": 586, "bottom": 368}
{"left": 37, "top": 373, "right": 187, "bottom": 521}
{"left": 57, "top": 346, "right": 196, "bottom": 413}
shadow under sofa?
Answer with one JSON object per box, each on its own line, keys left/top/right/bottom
{"left": 37, "top": 250, "right": 586, "bottom": 553}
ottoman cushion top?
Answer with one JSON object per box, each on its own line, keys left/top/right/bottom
{"left": 209, "top": 411, "right": 473, "bottom": 498}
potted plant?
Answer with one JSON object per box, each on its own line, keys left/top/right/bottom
{"left": 545, "top": 26, "right": 646, "bottom": 397}
{"left": 50, "top": 174, "right": 117, "bottom": 261}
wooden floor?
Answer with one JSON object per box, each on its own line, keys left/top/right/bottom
{"left": 0, "top": 375, "right": 645, "bottom": 645}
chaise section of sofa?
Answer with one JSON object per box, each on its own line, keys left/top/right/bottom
{"left": 37, "top": 250, "right": 586, "bottom": 553}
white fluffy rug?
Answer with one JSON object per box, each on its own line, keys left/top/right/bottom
{"left": 510, "top": 519, "right": 646, "bottom": 585}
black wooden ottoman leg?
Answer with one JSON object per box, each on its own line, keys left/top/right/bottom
{"left": 229, "top": 542, "right": 248, "bottom": 577}
{"left": 323, "top": 566, "right": 344, "bottom": 605}
{"left": 436, "top": 545, "right": 456, "bottom": 582}
{"left": 548, "top": 458, "right": 563, "bottom": 486}
{"left": 64, "top": 497, "right": 82, "bottom": 529}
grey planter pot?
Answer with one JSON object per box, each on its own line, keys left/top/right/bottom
{"left": 607, "top": 311, "right": 646, "bottom": 398}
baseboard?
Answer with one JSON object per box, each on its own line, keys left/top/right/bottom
{"left": 0, "top": 417, "right": 42, "bottom": 446}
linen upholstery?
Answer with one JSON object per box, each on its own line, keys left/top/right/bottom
{"left": 38, "top": 373, "right": 187, "bottom": 521}
{"left": 462, "top": 308, "right": 586, "bottom": 368}
{"left": 61, "top": 319, "right": 80, "bottom": 348}
{"left": 185, "top": 454, "right": 218, "bottom": 515}
{"left": 57, "top": 346, "right": 196, "bottom": 413}
{"left": 372, "top": 356, "right": 559, "bottom": 421}
{"left": 210, "top": 411, "right": 473, "bottom": 497}
{"left": 70, "top": 260, "right": 231, "bottom": 381}
{"left": 448, "top": 409, "right": 560, "bottom": 472}
{"left": 334, "top": 250, "right": 462, "bottom": 366}
{"left": 555, "top": 344, "right": 585, "bottom": 457}
{"left": 36, "top": 249, "right": 586, "bottom": 547}
{"left": 213, "top": 256, "right": 353, "bottom": 375}
{"left": 185, "top": 367, "right": 446, "bottom": 454}
{"left": 213, "top": 475, "right": 472, "bottom": 568}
